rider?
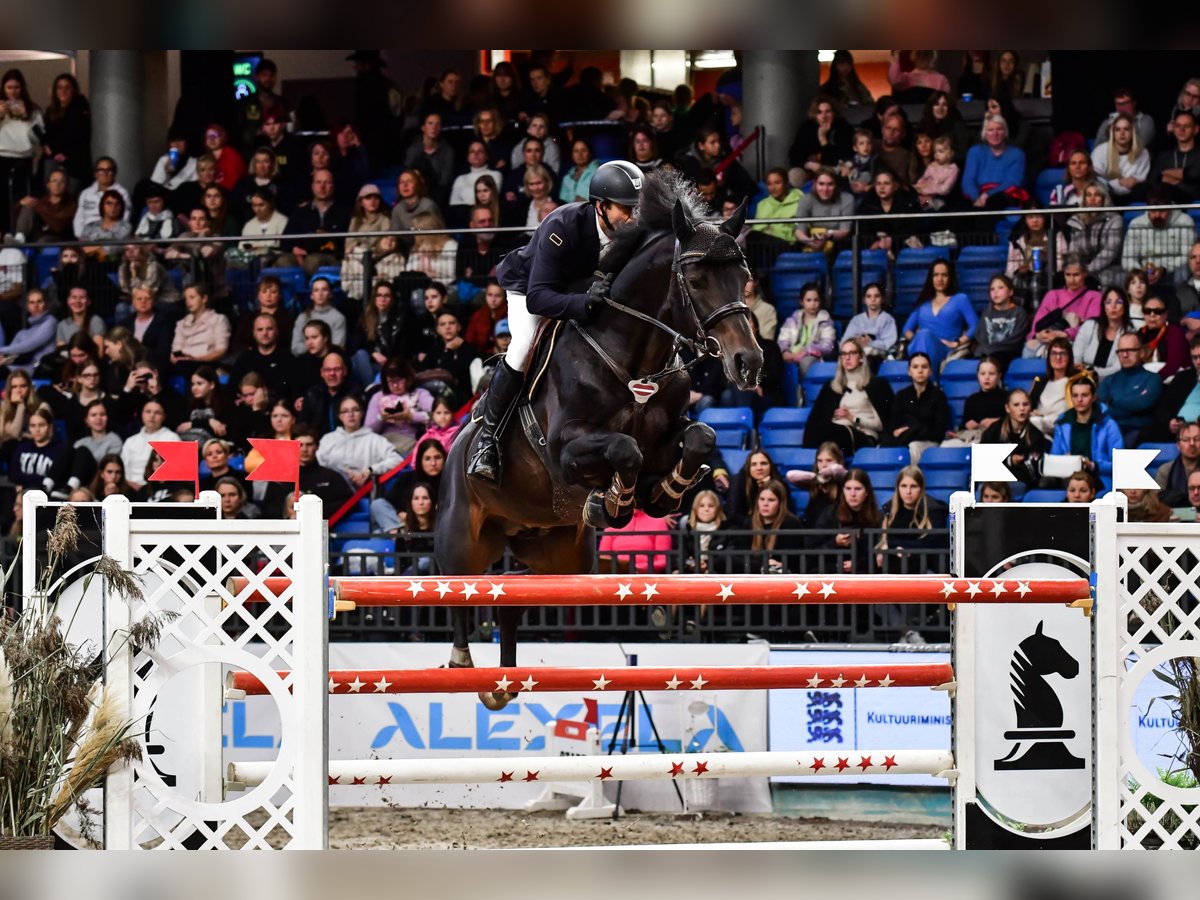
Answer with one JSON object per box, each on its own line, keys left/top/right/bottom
{"left": 467, "top": 159, "right": 644, "bottom": 482}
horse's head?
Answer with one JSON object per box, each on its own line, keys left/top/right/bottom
{"left": 1018, "top": 621, "right": 1080, "bottom": 680}
{"left": 671, "top": 199, "right": 763, "bottom": 391}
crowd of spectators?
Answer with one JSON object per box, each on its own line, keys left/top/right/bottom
{"left": 1, "top": 52, "right": 1199, "bottom": 601}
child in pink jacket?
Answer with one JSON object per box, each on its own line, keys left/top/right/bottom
{"left": 914, "top": 137, "right": 960, "bottom": 210}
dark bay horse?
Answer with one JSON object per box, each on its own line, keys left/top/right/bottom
{"left": 435, "top": 170, "right": 763, "bottom": 707}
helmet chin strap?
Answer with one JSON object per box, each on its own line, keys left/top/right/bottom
{"left": 597, "top": 201, "right": 617, "bottom": 235}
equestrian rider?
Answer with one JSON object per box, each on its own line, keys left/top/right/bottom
{"left": 467, "top": 159, "right": 644, "bottom": 482}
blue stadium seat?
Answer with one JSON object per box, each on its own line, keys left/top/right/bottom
{"left": 1005, "top": 358, "right": 1046, "bottom": 392}
{"left": 875, "top": 490, "right": 894, "bottom": 510}
{"left": 1034, "top": 168, "right": 1065, "bottom": 206}
{"left": 760, "top": 428, "right": 807, "bottom": 449}
{"left": 956, "top": 245, "right": 1007, "bottom": 270}
{"left": 927, "top": 488, "right": 957, "bottom": 505}
{"left": 834, "top": 249, "right": 889, "bottom": 271}
{"left": 832, "top": 267, "right": 886, "bottom": 319}
{"left": 892, "top": 267, "right": 929, "bottom": 320}
{"left": 1121, "top": 203, "right": 1148, "bottom": 226}
{"left": 868, "top": 468, "right": 904, "bottom": 491}
{"left": 699, "top": 406, "right": 754, "bottom": 438}
{"left": 942, "top": 380, "right": 977, "bottom": 401}
{"left": 714, "top": 429, "right": 746, "bottom": 450}
{"left": 895, "top": 246, "right": 951, "bottom": 270}
{"left": 341, "top": 538, "right": 397, "bottom": 575}
{"left": 1139, "top": 442, "right": 1180, "bottom": 465}
{"left": 877, "top": 359, "right": 913, "bottom": 389}
{"left": 1023, "top": 489, "right": 1066, "bottom": 503}
{"left": 722, "top": 449, "right": 749, "bottom": 475}
{"left": 781, "top": 362, "right": 801, "bottom": 406}
{"left": 35, "top": 247, "right": 59, "bottom": 286}
{"left": 772, "top": 446, "right": 816, "bottom": 471}
{"left": 948, "top": 398, "right": 967, "bottom": 425}
{"left": 959, "top": 268, "right": 996, "bottom": 312}
{"left": 774, "top": 251, "right": 828, "bottom": 274}
{"left": 760, "top": 407, "right": 811, "bottom": 431}
{"left": 941, "top": 358, "right": 981, "bottom": 382}
{"left": 801, "top": 360, "right": 839, "bottom": 402}
{"left": 918, "top": 446, "right": 972, "bottom": 470}
{"left": 994, "top": 216, "right": 1018, "bottom": 246}
{"left": 923, "top": 468, "right": 969, "bottom": 490}
{"left": 850, "top": 446, "right": 910, "bottom": 471}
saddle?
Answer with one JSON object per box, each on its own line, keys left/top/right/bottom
{"left": 524, "top": 318, "right": 564, "bottom": 403}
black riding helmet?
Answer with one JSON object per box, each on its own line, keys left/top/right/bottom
{"left": 588, "top": 160, "right": 643, "bottom": 207}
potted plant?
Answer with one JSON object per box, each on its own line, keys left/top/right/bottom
{"left": 0, "top": 505, "right": 174, "bottom": 848}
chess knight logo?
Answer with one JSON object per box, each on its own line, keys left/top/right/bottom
{"left": 994, "top": 620, "right": 1086, "bottom": 770}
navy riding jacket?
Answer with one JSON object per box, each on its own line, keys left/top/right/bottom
{"left": 497, "top": 201, "right": 601, "bottom": 321}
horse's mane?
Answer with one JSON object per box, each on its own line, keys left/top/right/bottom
{"left": 601, "top": 168, "right": 709, "bottom": 276}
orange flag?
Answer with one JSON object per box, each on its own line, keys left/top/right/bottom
{"left": 149, "top": 441, "right": 199, "bottom": 496}
{"left": 246, "top": 438, "right": 301, "bottom": 501}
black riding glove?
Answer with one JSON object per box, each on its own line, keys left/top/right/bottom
{"left": 584, "top": 273, "right": 614, "bottom": 319}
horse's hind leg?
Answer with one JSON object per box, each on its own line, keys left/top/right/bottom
{"left": 641, "top": 420, "right": 716, "bottom": 519}
{"left": 507, "top": 526, "right": 597, "bottom": 665}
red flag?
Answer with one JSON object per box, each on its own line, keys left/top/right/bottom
{"left": 149, "top": 441, "right": 199, "bottom": 496}
{"left": 583, "top": 698, "right": 599, "bottom": 727}
{"left": 246, "top": 438, "right": 301, "bottom": 500}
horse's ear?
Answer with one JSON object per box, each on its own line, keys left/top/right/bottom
{"left": 1035, "top": 621, "right": 1044, "bottom": 635}
{"left": 720, "top": 198, "right": 749, "bottom": 237}
{"left": 672, "top": 199, "right": 696, "bottom": 243}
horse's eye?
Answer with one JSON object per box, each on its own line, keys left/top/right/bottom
{"left": 688, "top": 275, "right": 705, "bottom": 289}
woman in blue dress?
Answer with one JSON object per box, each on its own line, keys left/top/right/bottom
{"left": 901, "top": 259, "right": 978, "bottom": 373}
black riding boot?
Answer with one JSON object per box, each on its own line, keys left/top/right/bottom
{"left": 466, "top": 359, "right": 526, "bottom": 483}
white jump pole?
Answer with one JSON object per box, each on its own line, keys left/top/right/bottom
{"left": 228, "top": 748, "right": 956, "bottom": 789}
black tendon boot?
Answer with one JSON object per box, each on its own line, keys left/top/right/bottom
{"left": 466, "top": 359, "right": 526, "bottom": 483}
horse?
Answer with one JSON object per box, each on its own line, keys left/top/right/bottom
{"left": 435, "top": 170, "right": 764, "bottom": 708}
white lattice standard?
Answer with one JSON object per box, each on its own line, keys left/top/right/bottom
{"left": 101, "top": 494, "right": 328, "bottom": 850}
{"left": 1094, "top": 516, "right": 1200, "bottom": 850}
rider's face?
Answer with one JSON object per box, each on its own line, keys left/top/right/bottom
{"left": 602, "top": 201, "right": 634, "bottom": 229}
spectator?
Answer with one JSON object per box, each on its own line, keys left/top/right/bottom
{"left": 1121, "top": 185, "right": 1195, "bottom": 285}
{"left": 726, "top": 448, "right": 791, "bottom": 522}
{"left": 1099, "top": 332, "right": 1162, "bottom": 445}
{"left": 777, "top": 282, "right": 836, "bottom": 385}
{"left": 119, "top": 284, "right": 174, "bottom": 368}
{"left": 388, "top": 169, "right": 441, "bottom": 246}
{"left": 649, "top": 99, "right": 690, "bottom": 162}
{"left": 787, "top": 96, "right": 853, "bottom": 180}
{"left": 203, "top": 123, "right": 245, "bottom": 191}
{"left": 404, "top": 112, "right": 455, "bottom": 202}
{"left": 1152, "top": 110, "right": 1200, "bottom": 202}
{"left": 949, "top": 356, "right": 1006, "bottom": 443}
{"left": 902, "top": 259, "right": 978, "bottom": 373}
{"left": 629, "top": 126, "right": 665, "bottom": 176}
{"left": 1072, "top": 286, "right": 1134, "bottom": 379}
{"left": 1094, "top": 87, "right": 1154, "bottom": 150}
{"left": 1025, "top": 255, "right": 1103, "bottom": 356}
{"left": 177, "top": 365, "right": 230, "bottom": 441}
{"left": 502, "top": 134, "right": 547, "bottom": 210}
{"left": 404, "top": 212, "right": 458, "bottom": 292}
{"left": 1121, "top": 487, "right": 1175, "bottom": 522}
{"left": 1065, "top": 470, "right": 1099, "bottom": 503}
{"left": 88, "top": 453, "right": 134, "bottom": 498}
{"left": 1174, "top": 242, "right": 1200, "bottom": 323}
{"left": 346, "top": 50, "right": 404, "bottom": 168}
{"left": 316, "top": 394, "right": 404, "bottom": 490}
{"left": 785, "top": 441, "right": 846, "bottom": 527}
{"left": 231, "top": 314, "right": 293, "bottom": 399}
{"left": 465, "top": 279, "right": 507, "bottom": 355}
{"left": 598, "top": 509, "right": 673, "bottom": 575}
{"left": 875, "top": 114, "right": 914, "bottom": 189}
{"left": 510, "top": 113, "right": 562, "bottom": 177}
{"left": 215, "top": 475, "right": 252, "bottom": 520}
{"left": 299, "top": 350, "right": 352, "bottom": 434}
{"left": 918, "top": 91, "right": 970, "bottom": 162}
{"left": 236, "top": 57, "right": 287, "bottom": 152}
{"left": 365, "top": 357, "right": 434, "bottom": 455}
{"left": 1049, "top": 150, "right": 1096, "bottom": 208}
{"left": 415, "top": 310, "right": 476, "bottom": 407}
{"left": 9, "top": 404, "right": 69, "bottom": 495}
{"left": 14, "top": 167, "right": 76, "bottom": 242}
{"left": 227, "top": 374, "right": 271, "bottom": 450}
{"left": 0, "top": 289, "right": 56, "bottom": 372}
{"left": 878, "top": 465, "right": 948, "bottom": 581}
{"left": 0, "top": 69, "right": 44, "bottom": 233}
{"left": 1185, "top": 470, "right": 1200, "bottom": 520}
{"left": 100, "top": 326, "right": 144, "bottom": 396}
{"left": 974, "top": 275, "right": 1029, "bottom": 371}
{"left": 837, "top": 128, "right": 877, "bottom": 195}
{"left": 676, "top": 125, "right": 756, "bottom": 203}
{"left": 56, "top": 285, "right": 105, "bottom": 354}
{"left": 40, "top": 72, "right": 91, "bottom": 192}
{"left": 0, "top": 369, "right": 40, "bottom": 452}
{"left": 804, "top": 339, "right": 893, "bottom": 455}
{"left": 747, "top": 167, "right": 802, "bottom": 260}
{"left": 1006, "top": 202, "right": 1068, "bottom": 307}
{"left": 1125, "top": 269, "right": 1150, "bottom": 328}
{"left": 422, "top": 396, "right": 460, "bottom": 453}
{"left": 913, "top": 136, "right": 959, "bottom": 210}
{"left": 171, "top": 284, "right": 231, "bottom": 377}
{"left": 559, "top": 139, "right": 598, "bottom": 203}
{"left": 73, "top": 156, "right": 131, "bottom": 237}
{"left": 989, "top": 51, "right": 1028, "bottom": 100}
{"left": 744, "top": 271, "right": 778, "bottom": 341}
{"left": 262, "top": 426, "right": 353, "bottom": 521}
{"left": 44, "top": 355, "right": 114, "bottom": 443}
{"left": 472, "top": 107, "right": 512, "bottom": 172}
{"left": 1138, "top": 295, "right": 1190, "bottom": 381}
{"left": 811, "top": 469, "right": 881, "bottom": 574}
{"left": 398, "top": 483, "right": 438, "bottom": 576}
{"left": 78, "top": 190, "right": 132, "bottom": 262}
{"left": 821, "top": 51, "right": 874, "bottom": 108}
{"left": 293, "top": 319, "right": 333, "bottom": 392}
{"left": 860, "top": 169, "right": 921, "bottom": 256}
{"left": 329, "top": 122, "right": 371, "bottom": 200}
{"left": 1093, "top": 113, "right": 1151, "bottom": 201}
{"left": 979, "top": 482, "right": 1012, "bottom": 503}
{"left": 134, "top": 184, "right": 183, "bottom": 243}
{"left": 793, "top": 168, "right": 854, "bottom": 252}
{"left": 231, "top": 147, "right": 281, "bottom": 221}
{"left": 121, "top": 399, "right": 178, "bottom": 489}
{"left": 343, "top": 225, "right": 403, "bottom": 307}
{"left": 165, "top": 208, "right": 228, "bottom": 304}
{"left": 888, "top": 51, "right": 951, "bottom": 100}
{"left": 352, "top": 281, "right": 407, "bottom": 387}
{"left": 291, "top": 276, "right": 346, "bottom": 355}
{"left": 883, "top": 352, "right": 950, "bottom": 459}
{"left": 371, "top": 437, "right": 446, "bottom": 531}
{"left": 844, "top": 282, "right": 898, "bottom": 361}
{"left": 281, "top": 167, "right": 350, "bottom": 274}
{"left": 456, "top": 205, "right": 505, "bottom": 303}
{"left": 522, "top": 163, "right": 558, "bottom": 226}
{"left": 146, "top": 131, "right": 197, "bottom": 199}
{"left": 962, "top": 114, "right": 1025, "bottom": 209}
{"left": 198, "top": 438, "right": 246, "bottom": 494}
{"left": 71, "top": 399, "right": 122, "bottom": 483}
{"left": 254, "top": 110, "right": 304, "bottom": 190}
{"left": 114, "top": 361, "right": 183, "bottom": 428}
{"left": 1165, "top": 79, "right": 1200, "bottom": 138}
{"left": 739, "top": 479, "right": 806, "bottom": 574}
{"left": 118, "top": 243, "right": 177, "bottom": 309}
{"left": 1155, "top": 421, "right": 1200, "bottom": 507}
{"left": 1147, "top": 335, "right": 1200, "bottom": 442}
{"left": 1029, "top": 337, "right": 1078, "bottom": 438}
{"left": 450, "top": 140, "right": 502, "bottom": 209}
{"left": 677, "top": 489, "right": 736, "bottom": 576}
{"left": 238, "top": 187, "right": 288, "bottom": 262}
{"left": 201, "top": 183, "right": 238, "bottom": 236}
{"left": 1049, "top": 373, "right": 1122, "bottom": 484}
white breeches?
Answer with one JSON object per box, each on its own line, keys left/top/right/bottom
{"left": 503, "top": 291, "right": 541, "bottom": 373}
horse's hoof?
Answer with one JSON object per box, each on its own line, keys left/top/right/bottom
{"left": 479, "top": 690, "right": 514, "bottom": 710}
{"left": 449, "top": 647, "right": 474, "bottom": 668}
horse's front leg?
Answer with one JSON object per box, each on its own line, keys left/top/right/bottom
{"left": 640, "top": 419, "right": 716, "bottom": 519}
{"left": 560, "top": 424, "right": 642, "bottom": 528}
